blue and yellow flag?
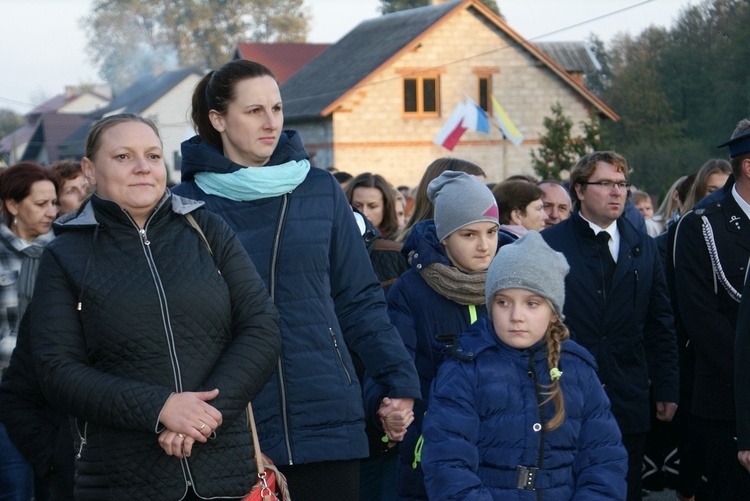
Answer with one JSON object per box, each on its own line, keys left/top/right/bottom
{"left": 491, "top": 95, "right": 523, "bottom": 147}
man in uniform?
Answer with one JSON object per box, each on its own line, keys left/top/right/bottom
{"left": 542, "top": 151, "right": 679, "bottom": 501}
{"left": 674, "top": 119, "right": 750, "bottom": 499}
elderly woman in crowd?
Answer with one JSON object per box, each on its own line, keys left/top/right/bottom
{"left": 492, "top": 179, "right": 547, "bottom": 240}
{"left": 27, "top": 113, "right": 282, "bottom": 501}
{"left": 48, "top": 159, "right": 89, "bottom": 215}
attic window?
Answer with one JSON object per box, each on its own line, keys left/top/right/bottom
{"left": 403, "top": 75, "right": 439, "bottom": 116}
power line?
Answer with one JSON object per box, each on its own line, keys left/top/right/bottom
{"left": 0, "top": 0, "right": 662, "bottom": 116}
{"left": 282, "top": 0, "right": 662, "bottom": 107}
{"left": 524, "top": 0, "right": 658, "bottom": 41}
{"left": 0, "top": 96, "right": 38, "bottom": 111}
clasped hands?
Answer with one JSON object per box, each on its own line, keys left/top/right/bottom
{"left": 377, "top": 397, "right": 415, "bottom": 444}
{"left": 157, "top": 389, "right": 223, "bottom": 458}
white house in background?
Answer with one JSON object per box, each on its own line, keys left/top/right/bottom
{"left": 55, "top": 68, "right": 204, "bottom": 183}
{"left": 0, "top": 86, "right": 110, "bottom": 166}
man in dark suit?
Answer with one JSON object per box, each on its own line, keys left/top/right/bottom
{"left": 542, "top": 151, "right": 679, "bottom": 501}
{"left": 675, "top": 119, "right": 750, "bottom": 499}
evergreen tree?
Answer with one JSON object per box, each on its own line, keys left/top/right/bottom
{"left": 530, "top": 103, "right": 600, "bottom": 181}
{"left": 584, "top": 34, "right": 612, "bottom": 97}
{"left": 588, "top": 0, "right": 750, "bottom": 193}
{"left": 0, "top": 109, "right": 25, "bottom": 138}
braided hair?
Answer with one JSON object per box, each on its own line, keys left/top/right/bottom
{"left": 541, "top": 316, "right": 570, "bottom": 431}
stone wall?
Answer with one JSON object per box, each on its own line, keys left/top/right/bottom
{"left": 317, "top": 8, "right": 603, "bottom": 188}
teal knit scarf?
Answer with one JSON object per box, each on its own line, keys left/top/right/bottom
{"left": 195, "top": 159, "right": 311, "bottom": 201}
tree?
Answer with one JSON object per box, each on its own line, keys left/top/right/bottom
{"left": 584, "top": 34, "right": 612, "bottom": 97}
{"left": 585, "top": 0, "right": 750, "bottom": 194}
{"left": 0, "top": 109, "right": 25, "bottom": 138}
{"left": 380, "top": 0, "right": 503, "bottom": 18}
{"left": 530, "top": 103, "right": 601, "bottom": 181}
{"left": 81, "top": 0, "right": 311, "bottom": 92}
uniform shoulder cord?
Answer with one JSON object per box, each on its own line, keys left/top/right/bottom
{"left": 701, "top": 215, "right": 741, "bottom": 302}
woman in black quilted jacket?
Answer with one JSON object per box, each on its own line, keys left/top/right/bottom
{"left": 28, "top": 114, "right": 282, "bottom": 500}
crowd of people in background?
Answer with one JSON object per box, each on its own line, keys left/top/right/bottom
{"left": 1, "top": 58, "right": 750, "bottom": 501}
{"left": 327, "top": 127, "right": 750, "bottom": 501}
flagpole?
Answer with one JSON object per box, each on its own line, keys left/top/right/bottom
{"left": 494, "top": 123, "right": 508, "bottom": 181}
{"left": 502, "top": 133, "right": 508, "bottom": 181}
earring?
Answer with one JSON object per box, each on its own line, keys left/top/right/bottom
{"left": 12, "top": 217, "right": 17, "bottom": 226}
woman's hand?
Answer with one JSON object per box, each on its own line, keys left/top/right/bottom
{"left": 158, "top": 429, "right": 196, "bottom": 458}
{"left": 159, "top": 389, "right": 223, "bottom": 443}
{"left": 377, "top": 397, "right": 415, "bottom": 442}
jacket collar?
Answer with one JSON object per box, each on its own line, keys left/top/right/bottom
{"left": 403, "top": 219, "right": 452, "bottom": 269}
{"left": 717, "top": 189, "right": 750, "bottom": 252}
{"left": 454, "top": 317, "right": 598, "bottom": 370}
{"left": 54, "top": 189, "right": 204, "bottom": 233}
{"left": 179, "top": 130, "right": 310, "bottom": 183}
{"left": 571, "top": 209, "right": 643, "bottom": 257}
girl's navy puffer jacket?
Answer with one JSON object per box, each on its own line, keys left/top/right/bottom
{"left": 422, "top": 317, "right": 628, "bottom": 500}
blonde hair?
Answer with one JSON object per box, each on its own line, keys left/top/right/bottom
{"left": 541, "top": 317, "right": 570, "bottom": 431}
{"left": 682, "top": 159, "right": 731, "bottom": 213}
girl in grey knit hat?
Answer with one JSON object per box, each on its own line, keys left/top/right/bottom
{"left": 420, "top": 231, "right": 628, "bottom": 500}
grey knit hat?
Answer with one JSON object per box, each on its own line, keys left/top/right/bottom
{"left": 427, "top": 171, "right": 499, "bottom": 241}
{"left": 485, "top": 231, "right": 569, "bottom": 320}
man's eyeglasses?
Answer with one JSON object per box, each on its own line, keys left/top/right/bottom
{"left": 580, "top": 181, "right": 630, "bottom": 190}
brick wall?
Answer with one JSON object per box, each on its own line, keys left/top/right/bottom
{"left": 308, "top": 8, "right": 602, "bottom": 188}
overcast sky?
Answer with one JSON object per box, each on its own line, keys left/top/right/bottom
{"left": 0, "top": 0, "right": 693, "bottom": 114}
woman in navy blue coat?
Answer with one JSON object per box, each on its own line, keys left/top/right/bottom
{"left": 422, "top": 232, "right": 627, "bottom": 500}
{"left": 173, "top": 60, "right": 420, "bottom": 500}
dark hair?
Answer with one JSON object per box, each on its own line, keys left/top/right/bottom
{"left": 505, "top": 174, "right": 538, "bottom": 184}
{"left": 333, "top": 171, "right": 353, "bottom": 184}
{"left": 492, "top": 180, "right": 544, "bottom": 225}
{"left": 399, "top": 157, "right": 486, "bottom": 241}
{"left": 569, "top": 151, "right": 629, "bottom": 205}
{"left": 676, "top": 173, "right": 697, "bottom": 206}
{"left": 48, "top": 159, "right": 82, "bottom": 182}
{"left": 85, "top": 114, "right": 161, "bottom": 160}
{"left": 345, "top": 172, "right": 399, "bottom": 239}
{"left": 192, "top": 60, "right": 277, "bottom": 151}
{"left": 0, "top": 162, "right": 60, "bottom": 226}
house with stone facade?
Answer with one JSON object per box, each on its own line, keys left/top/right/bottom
{"left": 280, "top": 0, "right": 617, "bottom": 186}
